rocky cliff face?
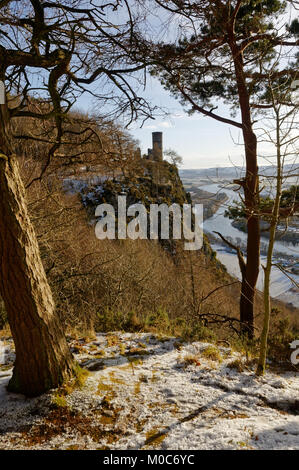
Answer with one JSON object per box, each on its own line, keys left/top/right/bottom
{"left": 78, "top": 160, "right": 221, "bottom": 264}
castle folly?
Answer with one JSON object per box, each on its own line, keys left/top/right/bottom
{"left": 147, "top": 132, "right": 163, "bottom": 162}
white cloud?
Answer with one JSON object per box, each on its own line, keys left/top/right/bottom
{"left": 160, "top": 121, "right": 173, "bottom": 128}
{"left": 144, "top": 120, "right": 173, "bottom": 130}
{"left": 143, "top": 124, "right": 158, "bottom": 130}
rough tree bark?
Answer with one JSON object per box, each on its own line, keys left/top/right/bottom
{"left": 0, "top": 90, "right": 75, "bottom": 397}
{"left": 229, "top": 36, "right": 260, "bottom": 339}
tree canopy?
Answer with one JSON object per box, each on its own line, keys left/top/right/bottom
{"left": 0, "top": 1, "right": 153, "bottom": 157}
{"left": 131, "top": 0, "right": 299, "bottom": 337}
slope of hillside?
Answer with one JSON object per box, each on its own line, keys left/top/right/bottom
{"left": 0, "top": 332, "right": 298, "bottom": 450}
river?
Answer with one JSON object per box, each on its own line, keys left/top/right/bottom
{"left": 199, "top": 182, "right": 299, "bottom": 308}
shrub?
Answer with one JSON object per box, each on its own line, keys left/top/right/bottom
{"left": 201, "top": 345, "right": 221, "bottom": 362}
{"left": 96, "top": 308, "right": 125, "bottom": 332}
{"left": 145, "top": 307, "right": 170, "bottom": 331}
{"left": 181, "top": 324, "right": 216, "bottom": 343}
{"left": 267, "top": 316, "right": 299, "bottom": 365}
{"left": 124, "top": 311, "right": 143, "bottom": 332}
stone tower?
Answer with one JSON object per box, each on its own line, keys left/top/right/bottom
{"left": 152, "top": 132, "right": 163, "bottom": 162}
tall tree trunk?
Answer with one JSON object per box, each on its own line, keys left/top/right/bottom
{"left": 256, "top": 107, "right": 282, "bottom": 375}
{"left": 229, "top": 39, "right": 260, "bottom": 339}
{"left": 239, "top": 129, "right": 260, "bottom": 339}
{"left": 0, "top": 93, "right": 75, "bottom": 397}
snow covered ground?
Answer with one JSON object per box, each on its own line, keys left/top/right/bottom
{"left": 0, "top": 333, "right": 298, "bottom": 450}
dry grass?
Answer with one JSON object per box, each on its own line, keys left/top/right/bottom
{"left": 226, "top": 359, "right": 246, "bottom": 372}
{"left": 0, "top": 131, "right": 297, "bottom": 359}
{"left": 182, "top": 354, "right": 201, "bottom": 367}
{"left": 19, "top": 407, "right": 122, "bottom": 448}
{"left": 201, "top": 345, "right": 222, "bottom": 362}
{"left": 15, "top": 157, "right": 249, "bottom": 339}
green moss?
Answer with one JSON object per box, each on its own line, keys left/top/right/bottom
{"left": 52, "top": 394, "right": 68, "bottom": 408}
{"left": 61, "top": 364, "right": 90, "bottom": 395}
{"left": 73, "top": 364, "right": 90, "bottom": 389}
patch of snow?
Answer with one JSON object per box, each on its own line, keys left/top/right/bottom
{"left": 0, "top": 332, "right": 298, "bottom": 450}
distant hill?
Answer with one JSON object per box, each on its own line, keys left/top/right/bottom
{"left": 180, "top": 164, "right": 298, "bottom": 181}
